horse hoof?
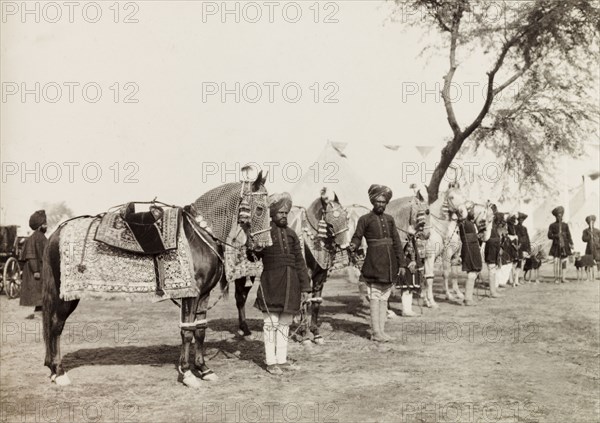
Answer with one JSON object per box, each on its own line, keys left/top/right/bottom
{"left": 301, "top": 339, "right": 313, "bottom": 348}
{"left": 445, "top": 293, "right": 456, "bottom": 301}
{"left": 182, "top": 371, "right": 202, "bottom": 389}
{"left": 52, "top": 373, "right": 71, "bottom": 386}
{"left": 201, "top": 371, "right": 218, "bottom": 382}
{"left": 313, "top": 336, "right": 325, "bottom": 345}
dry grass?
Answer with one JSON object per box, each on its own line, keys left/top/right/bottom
{"left": 1, "top": 265, "right": 598, "bottom": 423}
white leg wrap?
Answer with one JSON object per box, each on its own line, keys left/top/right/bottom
{"left": 276, "top": 324, "right": 289, "bottom": 364}
{"left": 263, "top": 324, "right": 277, "bottom": 366}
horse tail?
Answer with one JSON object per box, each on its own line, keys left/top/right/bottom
{"left": 42, "top": 228, "right": 61, "bottom": 366}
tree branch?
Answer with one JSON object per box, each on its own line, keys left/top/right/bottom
{"left": 441, "top": 6, "right": 463, "bottom": 137}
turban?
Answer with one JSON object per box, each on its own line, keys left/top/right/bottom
{"left": 552, "top": 206, "right": 564, "bottom": 217}
{"left": 268, "top": 192, "right": 292, "bottom": 216}
{"left": 494, "top": 212, "right": 506, "bottom": 224}
{"left": 29, "top": 210, "right": 47, "bottom": 230}
{"left": 517, "top": 212, "right": 528, "bottom": 222}
{"left": 368, "top": 184, "right": 392, "bottom": 204}
{"left": 586, "top": 215, "right": 596, "bottom": 224}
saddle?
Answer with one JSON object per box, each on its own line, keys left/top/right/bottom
{"left": 95, "top": 203, "right": 182, "bottom": 255}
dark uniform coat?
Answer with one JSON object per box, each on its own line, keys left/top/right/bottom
{"left": 254, "top": 222, "right": 311, "bottom": 314}
{"left": 582, "top": 227, "right": 600, "bottom": 261}
{"left": 350, "top": 211, "right": 407, "bottom": 284}
{"left": 548, "top": 222, "right": 573, "bottom": 258}
{"left": 506, "top": 223, "right": 520, "bottom": 262}
{"left": 19, "top": 230, "right": 47, "bottom": 307}
{"left": 484, "top": 224, "right": 502, "bottom": 265}
{"left": 459, "top": 220, "right": 482, "bottom": 272}
{"left": 516, "top": 223, "right": 531, "bottom": 258}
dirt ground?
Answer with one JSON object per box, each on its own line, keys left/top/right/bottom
{"left": 1, "top": 264, "right": 599, "bottom": 423}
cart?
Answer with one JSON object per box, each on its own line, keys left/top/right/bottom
{"left": 0, "top": 225, "right": 25, "bottom": 299}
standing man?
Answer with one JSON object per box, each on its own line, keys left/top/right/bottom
{"left": 20, "top": 210, "right": 48, "bottom": 319}
{"left": 548, "top": 206, "right": 573, "bottom": 284}
{"left": 253, "top": 193, "right": 311, "bottom": 375}
{"left": 458, "top": 209, "right": 483, "bottom": 306}
{"left": 515, "top": 212, "right": 532, "bottom": 283}
{"left": 349, "top": 185, "right": 413, "bottom": 342}
{"left": 582, "top": 215, "right": 600, "bottom": 281}
{"left": 484, "top": 212, "right": 505, "bottom": 298}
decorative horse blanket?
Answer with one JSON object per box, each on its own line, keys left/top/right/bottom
{"left": 94, "top": 205, "right": 181, "bottom": 255}
{"left": 59, "top": 217, "right": 197, "bottom": 301}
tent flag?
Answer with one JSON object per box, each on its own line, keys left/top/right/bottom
{"left": 331, "top": 142, "right": 348, "bottom": 158}
{"left": 383, "top": 145, "right": 400, "bottom": 151}
{"left": 416, "top": 145, "right": 435, "bottom": 158}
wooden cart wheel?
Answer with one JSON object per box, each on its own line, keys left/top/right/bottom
{"left": 4, "top": 257, "right": 21, "bottom": 299}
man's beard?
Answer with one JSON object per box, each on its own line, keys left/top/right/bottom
{"left": 39, "top": 227, "right": 47, "bottom": 233}
{"left": 275, "top": 218, "right": 287, "bottom": 228}
{"left": 373, "top": 206, "right": 385, "bottom": 215}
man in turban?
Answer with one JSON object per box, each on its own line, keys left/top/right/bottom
{"left": 349, "top": 185, "right": 413, "bottom": 342}
{"left": 253, "top": 193, "right": 311, "bottom": 375}
{"left": 457, "top": 208, "right": 483, "bottom": 306}
{"left": 20, "top": 210, "right": 48, "bottom": 318}
{"left": 582, "top": 215, "right": 600, "bottom": 280}
{"left": 548, "top": 206, "right": 573, "bottom": 283}
{"left": 483, "top": 212, "right": 506, "bottom": 298}
{"left": 514, "top": 212, "right": 532, "bottom": 284}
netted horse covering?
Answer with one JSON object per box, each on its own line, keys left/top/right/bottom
{"left": 191, "top": 183, "right": 244, "bottom": 242}
{"left": 387, "top": 196, "right": 423, "bottom": 245}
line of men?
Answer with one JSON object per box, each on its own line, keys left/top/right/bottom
{"left": 17, "top": 187, "right": 600, "bottom": 376}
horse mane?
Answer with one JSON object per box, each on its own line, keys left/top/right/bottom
{"left": 190, "top": 182, "right": 245, "bottom": 242}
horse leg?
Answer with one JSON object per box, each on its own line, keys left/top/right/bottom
{"left": 451, "top": 264, "right": 464, "bottom": 300}
{"left": 179, "top": 297, "right": 202, "bottom": 388}
{"left": 235, "top": 277, "right": 253, "bottom": 337}
{"left": 193, "top": 296, "right": 218, "bottom": 381}
{"left": 423, "top": 255, "right": 438, "bottom": 309}
{"left": 44, "top": 298, "right": 79, "bottom": 385}
{"left": 310, "top": 268, "right": 327, "bottom": 345}
{"left": 43, "top": 236, "right": 79, "bottom": 386}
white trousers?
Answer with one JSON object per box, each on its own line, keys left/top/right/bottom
{"left": 262, "top": 312, "right": 293, "bottom": 365}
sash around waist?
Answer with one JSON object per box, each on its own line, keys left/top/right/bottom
{"left": 366, "top": 238, "right": 393, "bottom": 247}
{"left": 262, "top": 254, "right": 296, "bottom": 270}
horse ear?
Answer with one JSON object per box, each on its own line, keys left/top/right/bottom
{"left": 261, "top": 171, "right": 268, "bottom": 186}
{"left": 252, "top": 171, "right": 264, "bottom": 191}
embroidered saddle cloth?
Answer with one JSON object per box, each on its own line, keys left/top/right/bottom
{"left": 60, "top": 217, "right": 197, "bottom": 301}
{"left": 94, "top": 204, "right": 181, "bottom": 255}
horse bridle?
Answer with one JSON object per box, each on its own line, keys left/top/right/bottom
{"left": 239, "top": 182, "right": 271, "bottom": 238}
{"left": 322, "top": 203, "right": 350, "bottom": 237}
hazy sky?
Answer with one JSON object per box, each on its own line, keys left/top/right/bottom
{"left": 1, "top": 1, "right": 598, "bottom": 232}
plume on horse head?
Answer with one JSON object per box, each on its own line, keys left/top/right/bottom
{"left": 190, "top": 171, "right": 271, "bottom": 249}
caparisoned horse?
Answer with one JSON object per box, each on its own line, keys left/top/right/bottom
{"left": 233, "top": 191, "right": 350, "bottom": 345}
{"left": 42, "top": 173, "right": 272, "bottom": 388}
{"left": 420, "top": 186, "right": 470, "bottom": 308}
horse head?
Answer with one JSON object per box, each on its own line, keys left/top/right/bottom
{"left": 241, "top": 171, "right": 272, "bottom": 251}
{"left": 444, "top": 185, "right": 469, "bottom": 220}
{"left": 322, "top": 199, "right": 350, "bottom": 249}
{"left": 468, "top": 200, "right": 495, "bottom": 242}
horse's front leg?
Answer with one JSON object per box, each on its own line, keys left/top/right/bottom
{"left": 235, "top": 277, "right": 253, "bottom": 337}
{"left": 310, "top": 269, "right": 327, "bottom": 345}
{"left": 423, "top": 253, "right": 438, "bottom": 309}
{"left": 179, "top": 298, "right": 202, "bottom": 388}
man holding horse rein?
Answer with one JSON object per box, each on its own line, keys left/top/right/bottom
{"left": 349, "top": 185, "right": 415, "bottom": 342}
{"left": 253, "top": 192, "right": 311, "bottom": 375}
